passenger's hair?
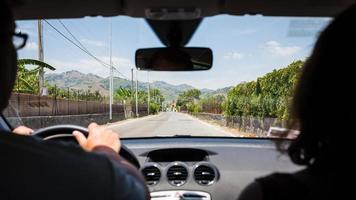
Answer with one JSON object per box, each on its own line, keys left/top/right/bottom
{"left": 0, "top": 0, "right": 25, "bottom": 112}
{"left": 0, "top": 0, "right": 12, "bottom": 27}
{"left": 287, "top": 5, "right": 356, "bottom": 167}
{"left": 0, "top": 0, "right": 16, "bottom": 112}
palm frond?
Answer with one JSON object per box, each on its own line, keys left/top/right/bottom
{"left": 18, "top": 77, "right": 35, "bottom": 92}
{"left": 17, "top": 59, "right": 56, "bottom": 71}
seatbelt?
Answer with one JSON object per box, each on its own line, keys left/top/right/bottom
{"left": 0, "top": 114, "right": 12, "bottom": 132}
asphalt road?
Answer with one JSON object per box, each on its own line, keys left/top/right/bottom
{"left": 107, "top": 112, "right": 234, "bottom": 138}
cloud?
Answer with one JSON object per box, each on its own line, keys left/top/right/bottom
{"left": 264, "top": 40, "right": 300, "bottom": 56}
{"left": 223, "top": 52, "right": 244, "bottom": 60}
{"left": 80, "top": 39, "right": 105, "bottom": 47}
{"left": 24, "top": 42, "right": 38, "bottom": 51}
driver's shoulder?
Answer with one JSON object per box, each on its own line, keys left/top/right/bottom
{"left": 0, "top": 130, "right": 112, "bottom": 170}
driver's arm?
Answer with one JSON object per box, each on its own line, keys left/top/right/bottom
{"left": 93, "top": 145, "right": 150, "bottom": 199}
{"left": 89, "top": 146, "right": 149, "bottom": 200}
{"left": 73, "top": 123, "right": 150, "bottom": 200}
{"left": 93, "top": 146, "right": 147, "bottom": 183}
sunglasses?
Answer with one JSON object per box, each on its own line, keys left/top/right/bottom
{"left": 12, "top": 32, "right": 29, "bottom": 50}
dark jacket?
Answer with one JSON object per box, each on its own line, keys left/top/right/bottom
{"left": 0, "top": 131, "right": 149, "bottom": 200}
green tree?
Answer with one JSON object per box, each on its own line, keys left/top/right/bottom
{"left": 177, "top": 89, "right": 201, "bottom": 111}
{"left": 150, "top": 88, "right": 165, "bottom": 105}
{"left": 224, "top": 60, "right": 304, "bottom": 120}
{"left": 200, "top": 94, "right": 226, "bottom": 114}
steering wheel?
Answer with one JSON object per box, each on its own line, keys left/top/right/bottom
{"left": 32, "top": 124, "right": 140, "bottom": 169}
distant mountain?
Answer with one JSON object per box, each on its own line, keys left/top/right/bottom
{"left": 100, "top": 78, "right": 195, "bottom": 101}
{"left": 201, "top": 86, "right": 233, "bottom": 98}
{"left": 45, "top": 70, "right": 105, "bottom": 94}
{"left": 213, "top": 86, "right": 233, "bottom": 95}
{"left": 45, "top": 70, "right": 231, "bottom": 102}
{"left": 201, "top": 88, "right": 214, "bottom": 94}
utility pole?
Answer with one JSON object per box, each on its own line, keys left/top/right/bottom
{"left": 109, "top": 19, "right": 113, "bottom": 121}
{"left": 109, "top": 65, "right": 113, "bottom": 120}
{"left": 135, "top": 69, "right": 138, "bottom": 117}
{"left": 131, "top": 68, "right": 134, "bottom": 94}
{"left": 131, "top": 67, "right": 134, "bottom": 117}
{"left": 147, "top": 71, "right": 150, "bottom": 115}
{"left": 38, "top": 19, "right": 44, "bottom": 95}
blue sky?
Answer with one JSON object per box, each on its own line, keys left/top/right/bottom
{"left": 16, "top": 15, "right": 330, "bottom": 90}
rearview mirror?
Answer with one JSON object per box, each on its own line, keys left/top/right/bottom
{"left": 135, "top": 47, "right": 213, "bottom": 71}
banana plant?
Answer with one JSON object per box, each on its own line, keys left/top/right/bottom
{"left": 114, "top": 87, "right": 132, "bottom": 104}
{"left": 14, "top": 59, "right": 56, "bottom": 94}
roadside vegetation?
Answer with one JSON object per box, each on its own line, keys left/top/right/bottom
{"left": 177, "top": 60, "right": 304, "bottom": 120}
{"left": 15, "top": 58, "right": 303, "bottom": 118}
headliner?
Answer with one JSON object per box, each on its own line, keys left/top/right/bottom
{"left": 11, "top": 0, "right": 356, "bottom": 20}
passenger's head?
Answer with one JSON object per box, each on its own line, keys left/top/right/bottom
{"left": 288, "top": 5, "right": 356, "bottom": 166}
{"left": 0, "top": 0, "right": 18, "bottom": 112}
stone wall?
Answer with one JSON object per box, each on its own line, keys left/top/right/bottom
{"left": 191, "top": 112, "right": 287, "bottom": 137}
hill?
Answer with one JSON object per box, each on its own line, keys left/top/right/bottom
{"left": 45, "top": 70, "right": 203, "bottom": 101}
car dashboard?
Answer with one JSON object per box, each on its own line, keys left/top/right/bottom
{"left": 122, "top": 137, "right": 300, "bottom": 200}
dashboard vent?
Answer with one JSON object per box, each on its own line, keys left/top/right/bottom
{"left": 141, "top": 165, "right": 161, "bottom": 186}
{"left": 194, "top": 165, "right": 216, "bottom": 185}
{"left": 167, "top": 164, "right": 188, "bottom": 186}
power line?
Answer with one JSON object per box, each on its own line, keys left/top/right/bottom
{"left": 58, "top": 19, "right": 125, "bottom": 76}
{"left": 65, "top": 20, "right": 119, "bottom": 64}
{"left": 113, "top": 66, "right": 127, "bottom": 78}
{"left": 44, "top": 24, "right": 87, "bottom": 59}
{"left": 68, "top": 20, "right": 99, "bottom": 45}
{"left": 57, "top": 19, "right": 118, "bottom": 71}
{"left": 57, "top": 19, "right": 93, "bottom": 56}
{"left": 61, "top": 19, "right": 128, "bottom": 79}
{"left": 44, "top": 19, "right": 128, "bottom": 79}
{"left": 44, "top": 20, "right": 110, "bottom": 69}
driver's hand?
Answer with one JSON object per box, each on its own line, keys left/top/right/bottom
{"left": 73, "top": 123, "right": 121, "bottom": 153}
{"left": 13, "top": 126, "right": 34, "bottom": 136}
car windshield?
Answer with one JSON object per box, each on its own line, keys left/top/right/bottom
{"left": 3, "top": 15, "right": 330, "bottom": 138}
